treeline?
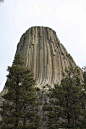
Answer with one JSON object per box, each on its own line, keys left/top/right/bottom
{"left": 0, "top": 52, "right": 86, "bottom": 129}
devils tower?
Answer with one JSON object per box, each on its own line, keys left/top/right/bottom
{"left": 16, "top": 26, "right": 76, "bottom": 88}
{"left": 0, "top": 26, "right": 83, "bottom": 127}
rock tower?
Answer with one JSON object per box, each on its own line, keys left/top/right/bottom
{"left": 0, "top": 26, "right": 83, "bottom": 128}
{"left": 17, "top": 26, "right": 76, "bottom": 88}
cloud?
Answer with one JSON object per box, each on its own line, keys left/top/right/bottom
{"left": 55, "top": 0, "right": 86, "bottom": 23}
{"left": 45, "top": 4, "right": 56, "bottom": 15}
{"left": 33, "top": 3, "right": 44, "bottom": 14}
{"left": 55, "top": 0, "right": 86, "bottom": 50}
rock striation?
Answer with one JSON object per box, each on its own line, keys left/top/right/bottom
{"left": 17, "top": 26, "right": 77, "bottom": 88}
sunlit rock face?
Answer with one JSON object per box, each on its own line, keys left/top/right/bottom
{"left": 17, "top": 26, "right": 76, "bottom": 88}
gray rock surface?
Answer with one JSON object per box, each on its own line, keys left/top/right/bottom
{"left": 17, "top": 26, "right": 79, "bottom": 88}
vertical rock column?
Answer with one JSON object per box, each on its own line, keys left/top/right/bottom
{"left": 17, "top": 26, "right": 77, "bottom": 88}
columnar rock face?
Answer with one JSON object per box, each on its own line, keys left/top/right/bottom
{"left": 17, "top": 26, "right": 76, "bottom": 88}
{"left": 0, "top": 26, "right": 83, "bottom": 128}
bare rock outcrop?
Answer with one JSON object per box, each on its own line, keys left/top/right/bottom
{"left": 17, "top": 26, "right": 77, "bottom": 88}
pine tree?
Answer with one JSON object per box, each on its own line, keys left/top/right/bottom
{"left": 44, "top": 66, "right": 85, "bottom": 129}
{"left": 0, "top": 51, "right": 40, "bottom": 129}
{"left": 82, "top": 66, "right": 86, "bottom": 90}
{"left": 81, "top": 66, "right": 86, "bottom": 128}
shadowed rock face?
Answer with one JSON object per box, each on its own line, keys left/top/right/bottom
{"left": 17, "top": 26, "right": 76, "bottom": 88}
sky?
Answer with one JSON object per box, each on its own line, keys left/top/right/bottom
{"left": 0, "top": 0, "right": 86, "bottom": 92}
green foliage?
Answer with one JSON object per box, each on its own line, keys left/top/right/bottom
{"left": 83, "top": 70, "right": 86, "bottom": 90}
{"left": 81, "top": 67, "right": 86, "bottom": 128}
{"left": 44, "top": 66, "right": 86, "bottom": 129}
{"left": 0, "top": 51, "right": 40, "bottom": 129}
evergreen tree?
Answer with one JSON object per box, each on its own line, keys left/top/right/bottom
{"left": 44, "top": 66, "right": 85, "bottom": 129}
{"left": 81, "top": 66, "right": 86, "bottom": 128}
{"left": 82, "top": 66, "right": 86, "bottom": 89}
{"left": 0, "top": 51, "right": 40, "bottom": 129}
